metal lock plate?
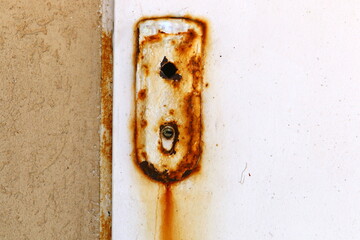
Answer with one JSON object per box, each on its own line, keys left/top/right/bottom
{"left": 134, "top": 17, "right": 206, "bottom": 183}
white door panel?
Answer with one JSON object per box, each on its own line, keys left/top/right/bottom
{"left": 114, "top": 1, "right": 360, "bottom": 239}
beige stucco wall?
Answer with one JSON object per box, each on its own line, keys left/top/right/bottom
{"left": 0, "top": 1, "right": 101, "bottom": 239}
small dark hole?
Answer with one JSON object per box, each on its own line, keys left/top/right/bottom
{"left": 161, "top": 62, "right": 178, "bottom": 78}
{"left": 160, "top": 56, "right": 182, "bottom": 81}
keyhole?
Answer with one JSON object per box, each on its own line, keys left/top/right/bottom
{"left": 161, "top": 126, "right": 175, "bottom": 139}
{"left": 159, "top": 123, "right": 179, "bottom": 155}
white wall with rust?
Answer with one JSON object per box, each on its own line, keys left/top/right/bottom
{"left": 113, "top": 0, "right": 360, "bottom": 239}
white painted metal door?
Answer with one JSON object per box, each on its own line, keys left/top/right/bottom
{"left": 113, "top": 1, "right": 360, "bottom": 239}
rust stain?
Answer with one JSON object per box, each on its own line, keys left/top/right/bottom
{"left": 137, "top": 88, "right": 147, "bottom": 100}
{"left": 143, "top": 31, "right": 164, "bottom": 44}
{"left": 175, "top": 29, "right": 196, "bottom": 55}
{"left": 131, "top": 16, "right": 209, "bottom": 240}
{"left": 140, "top": 119, "right": 148, "bottom": 128}
{"left": 142, "top": 64, "right": 150, "bottom": 76}
{"left": 176, "top": 91, "right": 202, "bottom": 176}
{"left": 100, "top": 214, "right": 112, "bottom": 240}
{"left": 141, "top": 151, "right": 148, "bottom": 160}
{"left": 161, "top": 184, "right": 174, "bottom": 240}
{"left": 134, "top": 17, "right": 207, "bottom": 183}
{"left": 100, "top": 31, "right": 113, "bottom": 240}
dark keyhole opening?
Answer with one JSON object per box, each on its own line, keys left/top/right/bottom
{"left": 159, "top": 122, "right": 179, "bottom": 155}
{"left": 160, "top": 56, "right": 182, "bottom": 81}
{"left": 161, "top": 126, "right": 175, "bottom": 139}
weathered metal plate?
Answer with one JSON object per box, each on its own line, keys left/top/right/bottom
{"left": 134, "top": 18, "right": 206, "bottom": 183}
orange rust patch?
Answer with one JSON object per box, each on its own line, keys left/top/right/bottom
{"left": 100, "top": 31, "right": 113, "bottom": 240}
{"left": 169, "top": 109, "right": 175, "bottom": 115}
{"left": 176, "top": 29, "right": 196, "bottom": 55}
{"left": 101, "top": 32, "right": 113, "bottom": 133}
{"left": 188, "top": 55, "right": 203, "bottom": 86}
{"left": 140, "top": 119, "right": 148, "bottom": 128}
{"left": 134, "top": 16, "right": 209, "bottom": 66}
{"left": 141, "top": 151, "right": 148, "bottom": 160}
{"left": 142, "top": 64, "right": 150, "bottom": 76}
{"left": 174, "top": 91, "right": 202, "bottom": 178}
{"left": 138, "top": 89, "right": 147, "bottom": 100}
{"left": 142, "top": 30, "right": 164, "bottom": 44}
{"left": 100, "top": 214, "right": 112, "bottom": 240}
{"left": 161, "top": 184, "right": 174, "bottom": 240}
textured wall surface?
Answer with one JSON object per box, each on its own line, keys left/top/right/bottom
{"left": 0, "top": 1, "right": 101, "bottom": 239}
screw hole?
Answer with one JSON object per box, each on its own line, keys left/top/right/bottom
{"left": 160, "top": 56, "right": 182, "bottom": 81}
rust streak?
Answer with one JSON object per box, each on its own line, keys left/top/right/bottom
{"left": 161, "top": 184, "right": 174, "bottom": 240}
{"left": 100, "top": 31, "right": 113, "bottom": 240}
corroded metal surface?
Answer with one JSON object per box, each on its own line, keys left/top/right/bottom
{"left": 134, "top": 18, "right": 207, "bottom": 183}
{"left": 100, "top": 0, "right": 114, "bottom": 238}
{"left": 100, "top": 30, "right": 113, "bottom": 240}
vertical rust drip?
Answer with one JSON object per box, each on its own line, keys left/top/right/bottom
{"left": 100, "top": 31, "right": 113, "bottom": 240}
{"left": 161, "top": 184, "right": 174, "bottom": 240}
